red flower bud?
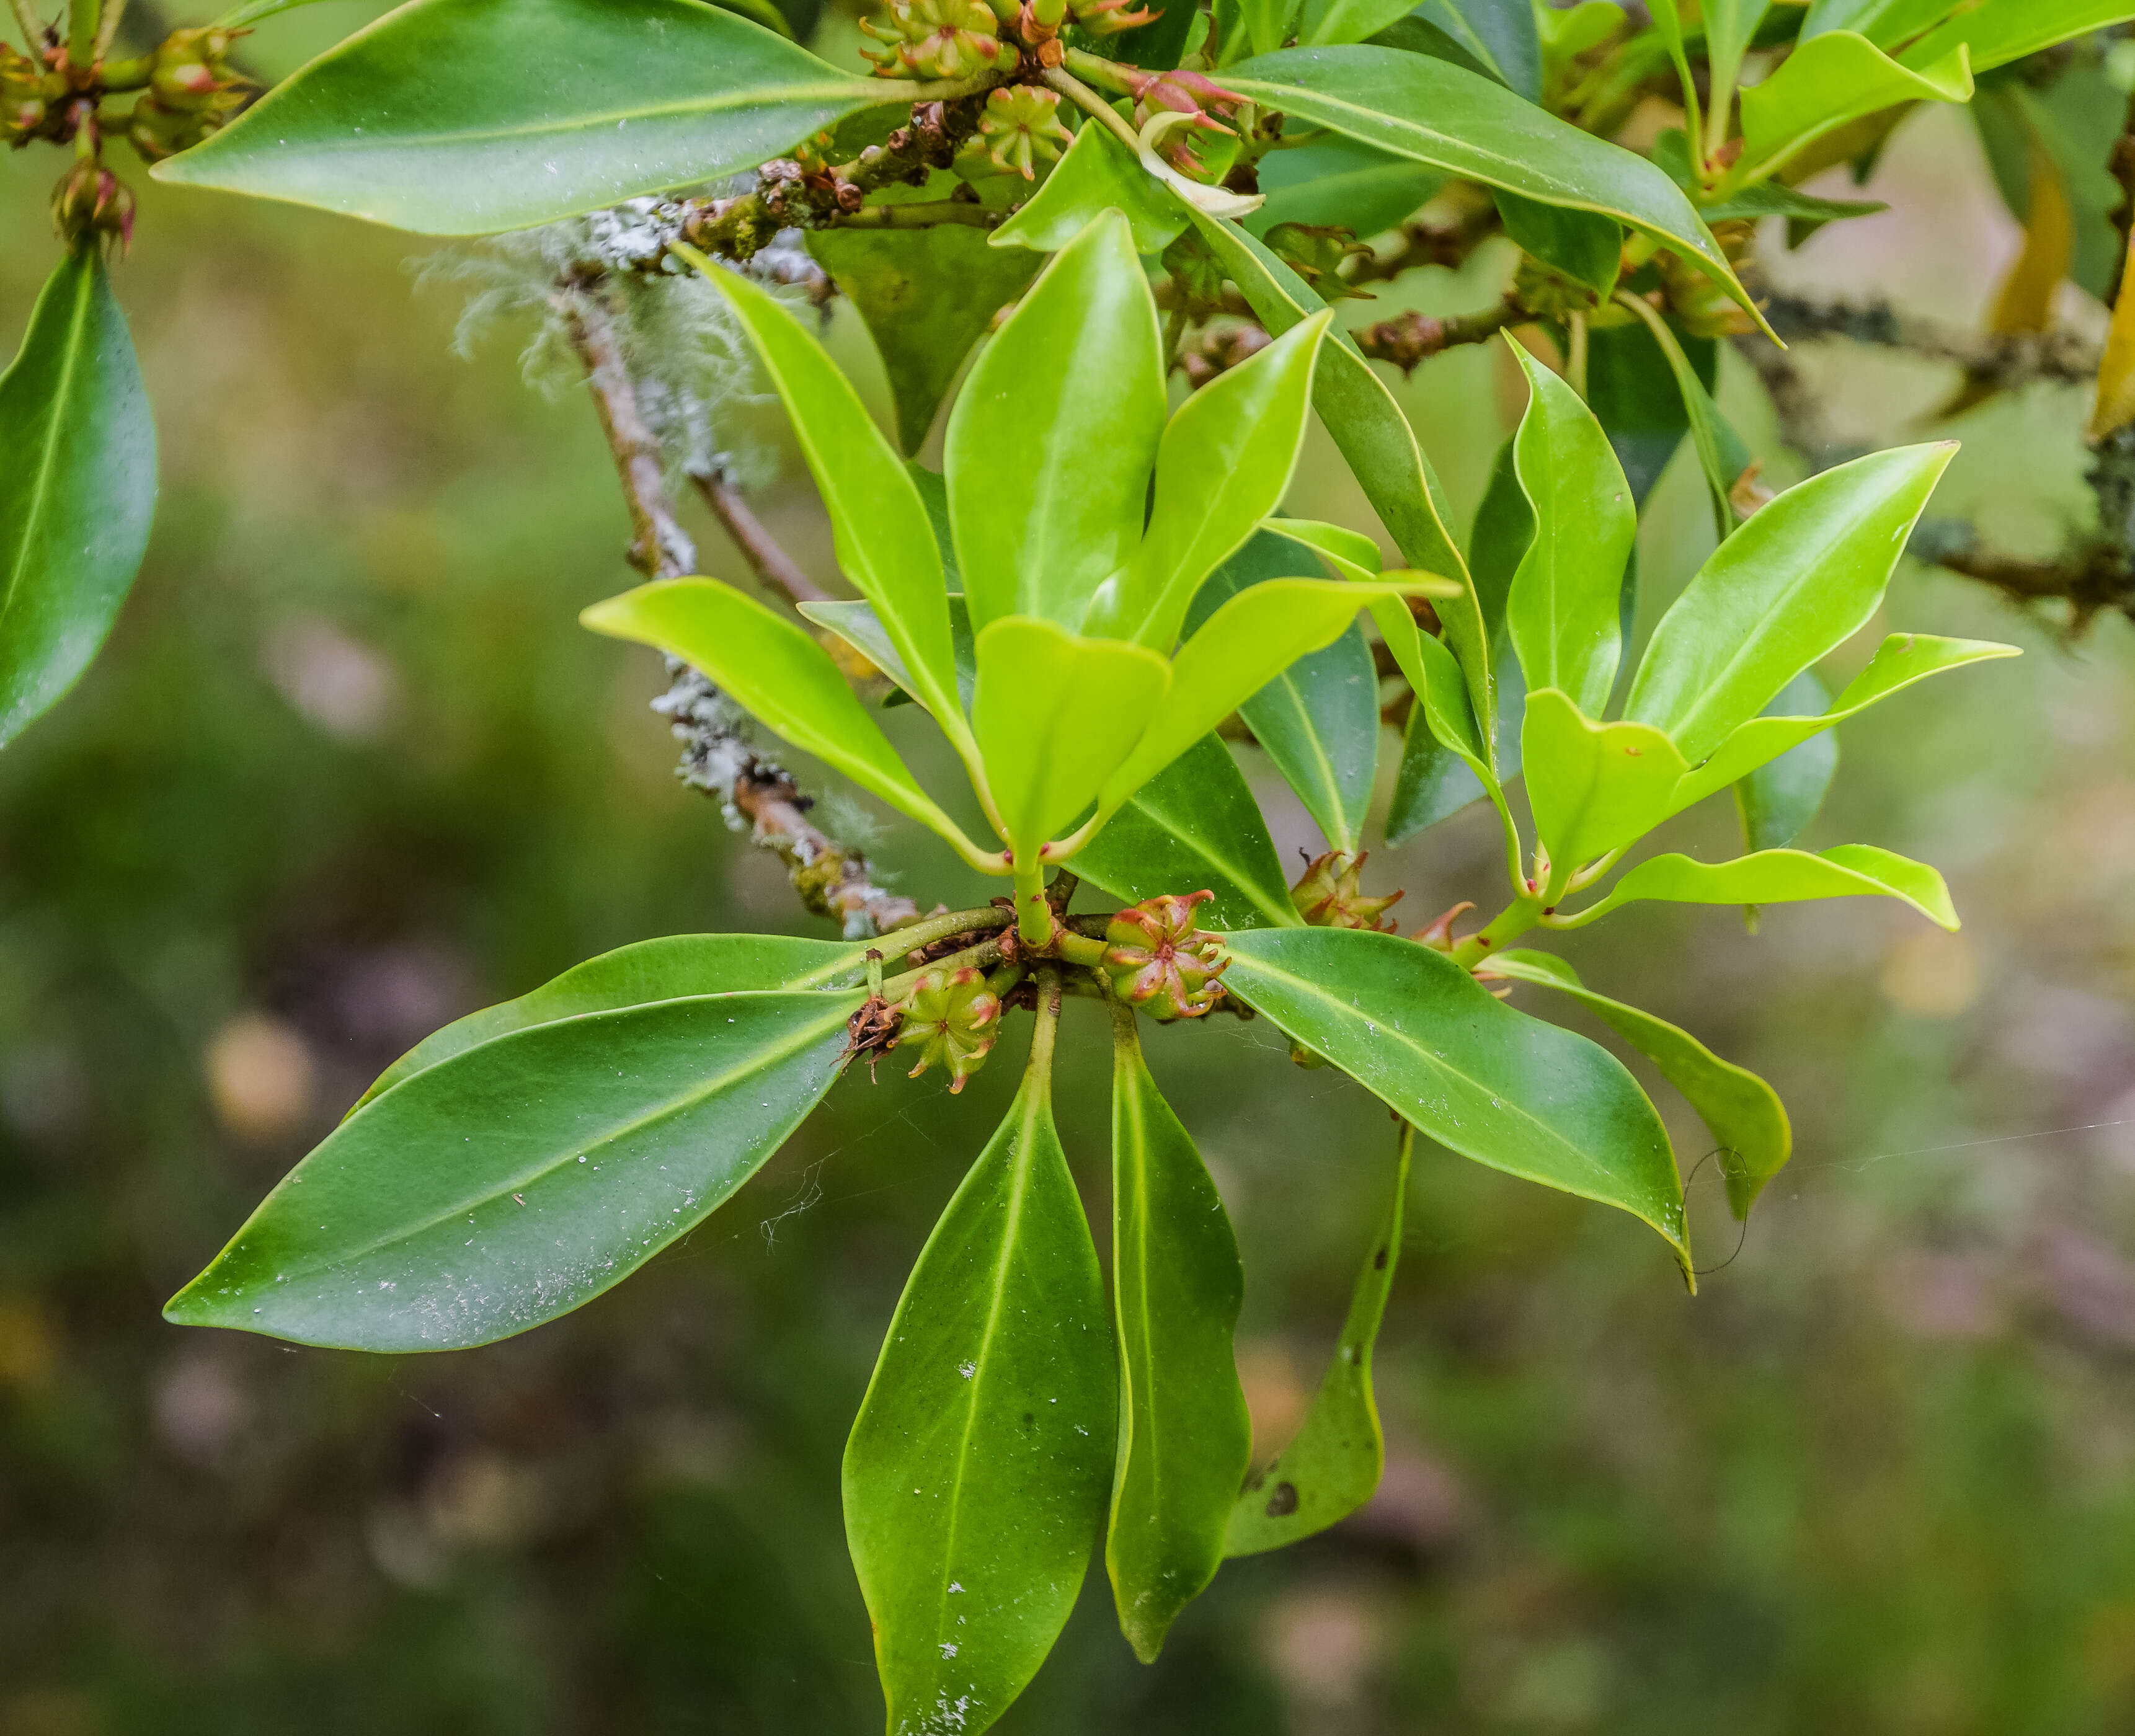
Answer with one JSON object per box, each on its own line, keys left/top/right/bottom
{"left": 1103, "top": 892, "right": 1228, "bottom": 1020}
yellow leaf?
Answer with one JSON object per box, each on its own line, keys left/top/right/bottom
{"left": 2090, "top": 231, "right": 2135, "bottom": 441}
{"left": 1990, "top": 143, "right": 2072, "bottom": 336}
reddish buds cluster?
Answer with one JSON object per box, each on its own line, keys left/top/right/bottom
{"left": 1104, "top": 892, "right": 1228, "bottom": 1020}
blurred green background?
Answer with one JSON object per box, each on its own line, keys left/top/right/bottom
{"left": 7, "top": 8, "right": 2135, "bottom": 1732}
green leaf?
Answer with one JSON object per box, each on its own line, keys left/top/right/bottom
{"left": 1486, "top": 951, "right": 1790, "bottom": 1218}
{"left": 1571, "top": 844, "right": 1958, "bottom": 930}
{"left": 1243, "top": 0, "right": 1302, "bottom": 56}
{"left": 686, "top": 257, "right": 969, "bottom": 742}
{"left": 211, "top": 0, "right": 340, "bottom": 28}
{"left": 1733, "top": 670, "right": 1837, "bottom": 856}
{"left": 1191, "top": 533, "right": 1380, "bottom": 854}
{"left": 1070, "top": 737, "right": 1301, "bottom": 932}
{"left": 1117, "top": 0, "right": 1205, "bottom": 68}
{"left": 355, "top": 932, "right": 868, "bottom": 1110}
{"left": 582, "top": 580, "right": 975, "bottom": 849}
{"left": 1218, "top": 926, "right": 1689, "bottom": 1270}
{"left": 155, "top": 0, "right": 895, "bottom": 234}
{"left": 1218, "top": 46, "right": 1764, "bottom": 330}
{"left": 798, "top": 593, "right": 980, "bottom": 713}
{"left": 1584, "top": 314, "right": 1714, "bottom": 506}
{"left": 1250, "top": 135, "right": 1444, "bottom": 237}
{"left": 1800, "top": 0, "right": 1953, "bottom": 46}
{"left": 1610, "top": 291, "right": 1751, "bottom": 541}
{"left": 974, "top": 616, "right": 1170, "bottom": 854}
{"left": 1622, "top": 443, "right": 1956, "bottom": 764}
{"left": 1095, "top": 312, "right": 1334, "bottom": 650}
{"left": 1494, "top": 189, "right": 1623, "bottom": 297}
{"left": 1737, "top": 30, "right": 1974, "bottom": 182}
{"left": 1101, "top": 577, "right": 1419, "bottom": 815}
{"left": 950, "top": 213, "right": 1166, "bottom": 637}
{"left": 1387, "top": 695, "right": 1484, "bottom": 840}
{"left": 1300, "top": 0, "right": 1416, "bottom": 50}
{"left": 843, "top": 1020, "right": 1112, "bottom": 1736}
{"left": 1522, "top": 688, "right": 1689, "bottom": 880}
{"left": 1, "top": 249, "right": 155, "bottom": 750}
{"left": 1107, "top": 1008, "right": 1251, "bottom": 1659}
{"left": 1183, "top": 214, "right": 1489, "bottom": 730}
{"left": 1502, "top": 343, "right": 1633, "bottom": 715}
{"left": 1226, "top": 1127, "right": 1409, "bottom": 1556}
{"left": 1406, "top": 0, "right": 1542, "bottom": 101}
{"left": 166, "top": 990, "right": 861, "bottom": 1350}
{"left": 1899, "top": 1, "right": 2135, "bottom": 78}
{"left": 1668, "top": 632, "right": 2019, "bottom": 810}
{"left": 1702, "top": 0, "right": 1773, "bottom": 133}
{"left": 805, "top": 227, "right": 1040, "bottom": 459}
{"left": 989, "top": 122, "right": 1191, "bottom": 255}
{"left": 1698, "top": 184, "right": 1889, "bottom": 225}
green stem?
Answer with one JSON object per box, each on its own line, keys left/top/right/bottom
{"left": 1566, "top": 309, "right": 1589, "bottom": 402}
{"left": 879, "top": 904, "right": 1012, "bottom": 962}
{"left": 1447, "top": 895, "right": 1542, "bottom": 970}
{"left": 1054, "top": 931, "right": 1108, "bottom": 969}
{"left": 1013, "top": 856, "right": 1052, "bottom": 950}
{"left": 1044, "top": 66, "right": 1145, "bottom": 157}
{"left": 65, "top": 0, "right": 94, "bottom": 66}
{"left": 829, "top": 200, "right": 998, "bottom": 230}
{"left": 96, "top": 49, "right": 149, "bottom": 86}
{"left": 882, "top": 935, "right": 1008, "bottom": 1001}
{"left": 7, "top": 0, "right": 41, "bottom": 52}
{"left": 1028, "top": 965, "right": 1063, "bottom": 1081}
{"left": 1060, "top": 45, "right": 1140, "bottom": 97}
{"left": 90, "top": 0, "right": 122, "bottom": 57}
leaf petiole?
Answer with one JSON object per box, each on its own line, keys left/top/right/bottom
{"left": 1447, "top": 895, "right": 1543, "bottom": 969}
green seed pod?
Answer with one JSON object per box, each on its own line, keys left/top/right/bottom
{"left": 895, "top": 966, "right": 1003, "bottom": 1093}
{"left": 1103, "top": 892, "right": 1228, "bottom": 1021}
{"left": 978, "top": 86, "right": 1072, "bottom": 181}
{"left": 50, "top": 161, "right": 135, "bottom": 252}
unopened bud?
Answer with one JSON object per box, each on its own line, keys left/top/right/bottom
{"left": 51, "top": 161, "right": 135, "bottom": 252}
{"left": 1072, "top": 0, "right": 1159, "bottom": 35}
{"left": 1409, "top": 900, "right": 1475, "bottom": 952}
{"left": 895, "top": 967, "right": 1002, "bottom": 1092}
{"left": 860, "top": 0, "right": 1017, "bottom": 80}
{"left": 1290, "top": 851, "right": 1403, "bottom": 931}
{"left": 1265, "top": 223, "right": 1374, "bottom": 301}
{"left": 1104, "top": 892, "right": 1228, "bottom": 1021}
{"left": 979, "top": 85, "right": 1072, "bottom": 180}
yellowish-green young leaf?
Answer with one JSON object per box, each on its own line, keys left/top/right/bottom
{"left": 1106, "top": 1005, "right": 1251, "bottom": 1661}
{"left": 1738, "top": 32, "right": 1974, "bottom": 183}
{"left": 1218, "top": 928, "right": 1690, "bottom": 1275}
{"left": 1258, "top": 516, "right": 1384, "bottom": 579}
{"left": 1900, "top": 1, "right": 2135, "bottom": 78}
{"left": 1486, "top": 950, "right": 1791, "bottom": 1219}
{"left": 974, "top": 616, "right": 1170, "bottom": 856}
{"left": 1184, "top": 215, "right": 1490, "bottom": 731}
{"left": 1800, "top": 0, "right": 1955, "bottom": 47}
{"left": 354, "top": 933, "right": 871, "bottom": 1109}
{"left": 1299, "top": 0, "right": 1414, "bottom": 50}
{"left": 1502, "top": 342, "right": 1633, "bottom": 715}
{"left": 582, "top": 580, "right": 977, "bottom": 851}
{"left": 1568, "top": 844, "right": 1959, "bottom": 930}
{"left": 1094, "top": 313, "right": 1334, "bottom": 650}
{"left": 1070, "top": 737, "right": 1302, "bottom": 931}
{"left": 806, "top": 226, "right": 1041, "bottom": 458}
{"left": 2092, "top": 232, "right": 2135, "bottom": 440}
{"left": 1242, "top": 0, "right": 1302, "bottom": 56}
{"left": 990, "top": 122, "right": 1192, "bottom": 254}
{"left": 1667, "top": 633, "right": 2019, "bottom": 812}
{"left": 1702, "top": 0, "right": 1772, "bottom": 153}
{"left": 1, "top": 249, "right": 156, "bottom": 750}
{"left": 1522, "top": 688, "right": 1690, "bottom": 887}
{"left": 1098, "top": 577, "right": 1424, "bottom": 817}
{"left": 843, "top": 1010, "right": 1112, "bottom": 1736}
{"left": 1623, "top": 443, "right": 1956, "bottom": 764}
{"left": 681, "top": 253, "right": 969, "bottom": 743}
{"left": 948, "top": 213, "right": 1166, "bottom": 636}
{"left": 1218, "top": 46, "right": 1768, "bottom": 332}
{"left": 1226, "top": 1127, "right": 1411, "bottom": 1556}
{"left": 797, "top": 593, "right": 980, "bottom": 714}
{"left": 155, "top": 0, "right": 896, "bottom": 234}
{"left": 166, "top": 989, "right": 861, "bottom": 1350}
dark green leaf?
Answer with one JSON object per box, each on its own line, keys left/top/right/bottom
{"left": 1116, "top": 0, "right": 1207, "bottom": 68}
{"left": 1249, "top": 136, "right": 1443, "bottom": 237}
{"left": 1584, "top": 315, "right": 1715, "bottom": 507}
{"left": 1612, "top": 293, "right": 1751, "bottom": 541}
{"left": 1107, "top": 1008, "right": 1251, "bottom": 1658}
{"left": 1218, "top": 927, "right": 1689, "bottom": 1271}
{"left": 156, "top": 0, "right": 895, "bottom": 235}
{"left": 1494, "top": 190, "right": 1622, "bottom": 297}
{"left": 1226, "top": 1127, "right": 1409, "bottom": 1555}
{"left": 165, "top": 990, "right": 861, "bottom": 1350}
{"left": 843, "top": 1021, "right": 1112, "bottom": 1735}
{"left": 1071, "top": 737, "right": 1301, "bottom": 933}
{"left": 805, "top": 226, "right": 1039, "bottom": 458}
{"left": 1734, "top": 669, "right": 1837, "bottom": 855}
{"left": 1409, "top": 0, "right": 1542, "bottom": 101}
{"left": 1, "top": 249, "right": 155, "bottom": 749}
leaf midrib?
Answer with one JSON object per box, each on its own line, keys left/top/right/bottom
{"left": 2, "top": 259, "right": 92, "bottom": 638}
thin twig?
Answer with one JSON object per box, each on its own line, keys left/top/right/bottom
{"left": 686, "top": 469, "right": 833, "bottom": 608}
{"left": 1352, "top": 298, "right": 1520, "bottom": 375}
{"left": 827, "top": 200, "right": 999, "bottom": 229}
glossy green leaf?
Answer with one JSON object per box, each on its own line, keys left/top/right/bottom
{"left": 990, "top": 122, "right": 1191, "bottom": 255}
{"left": 1611, "top": 292, "right": 1751, "bottom": 541}
{"left": 1702, "top": 0, "right": 1773, "bottom": 131}
{"left": 950, "top": 214, "right": 1166, "bottom": 637}
{"left": 1227, "top": 1127, "right": 1409, "bottom": 1556}
{"left": 1300, "top": 0, "right": 1415, "bottom": 50}
{"left": 1242, "top": 0, "right": 1301, "bottom": 56}
{"left": 1191, "top": 533, "right": 1380, "bottom": 854}
{"left": 1403, "top": 0, "right": 1542, "bottom": 101}
{"left": 166, "top": 990, "right": 861, "bottom": 1350}
{"left": 1250, "top": 135, "right": 1443, "bottom": 237}
{"left": 1734, "top": 670, "right": 1837, "bottom": 856}
{"left": 1522, "top": 688, "right": 1689, "bottom": 881}
{"left": 1388, "top": 639, "right": 1525, "bottom": 840}
{"left": 1668, "top": 632, "right": 2020, "bottom": 810}
{"left": 1899, "top": 0, "right": 2135, "bottom": 77}
{"left": 798, "top": 593, "right": 980, "bottom": 714}
{"left": 908, "top": 462, "right": 963, "bottom": 589}
{"left": 1737, "top": 30, "right": 1974, "bottom": 181}
{"left": 1623, "top": 443, "right": 1956, "bottom": 764}
{"left": 1, "top": 250, "right": 155, "bottom": 750}
{"left": 1107, "top": 1008, "right": 1251, "bottom": 1659}
{"left": 806, "top": 226, "right": 1040, "bottom": 458}
{"left": 687, "top": 257, "right": 967, "bottom": 741}
{"left": 1096, "top": 312, "right": 1333, "bottom": 650}
{"left": 582, "top": 580, "right": 974, "bottom": 848}
{"left": 1486, "top": 951, "right": 1790, "bottom": 1218}
{"left": 1502, "top": 343, "right": 1632, "bottom": 715}
{"left": 844, "top": 1019, "right": 1112, "bottom": 1736}
{"left": 1117, "top": 0, "right": 1205, "bottom": 68}
{"left": 1572, "top": 844, "right": 1958, "bottom": 930}
{"left": 1218, "top": 927, "right": 1688, "bottom": 1269}
{"left": 1584, "top": 314, "right": 1711, "bottom": 507}
{"left": 1219, "top": 46, "right": 1762, "bottom": 328}
{"left": 155, "top": 0, "right": 894, "bottom": 234}
{"left": 1494, "top": 190, "right": 1623, "bottom": 298}
{"left": 356, "top": 932, "right": 868, "bottom": 1110}
{"left": 1800, "top": 0, "right": 1953, "bottom": 48}
{"left": 1071, "top": 737, "right": 1299, "bottom": 932}
{"left": 1102, "top": 577, "right": 1420, "bottom": 815}
{"left": 974, "top": 616, "right": 1170, "bottom": 854}
{"left": 1183, "top": 213, "right": 1490, "bottom": 729}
